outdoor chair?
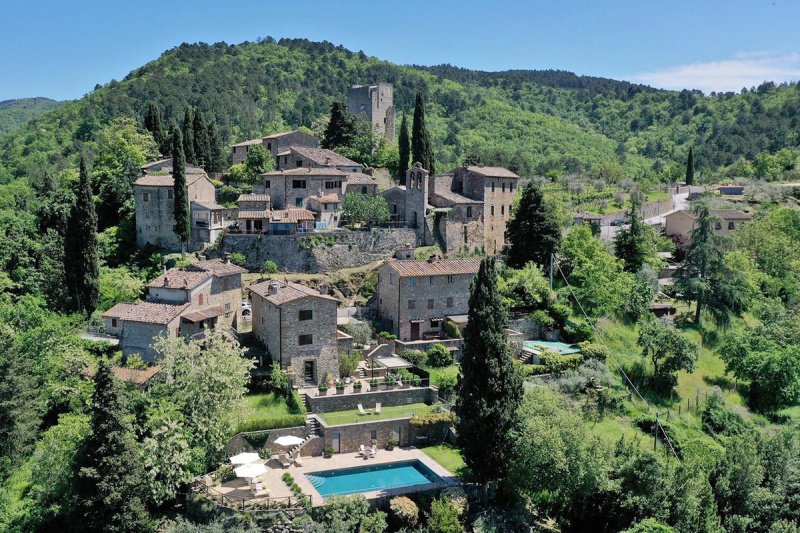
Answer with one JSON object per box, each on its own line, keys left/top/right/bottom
{"left": 277, "top": 454, "right": 292, "bottom": 469}
{"left": 375, "top": 402, "right": 381, "bottom": 415}
{"left": 356, "top": 444, "right": 367, "bottom": 458}
{"left": 357, "top": 404, "right": 367, "bottom": 416}
{"left": 368, "top": 445, "right": 377, "bottom": 458}
{"left": 251, "top": 482, "right": 269, "bottom": 497}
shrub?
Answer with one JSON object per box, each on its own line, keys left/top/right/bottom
{"left": 340, "top": 320, "right": 373, "bottom": 346}
{"left": 384, "top": 375, "right": 396, "bottom": 386}
{"left": 229, "top": 252, "right": 247, "bottom": 267}
{"left": 324, "top": 447, "right": 335, "bottom": 457}
{"left": 427, "top": 497, "right": 462, "bottom": 533}
{"left": 400, "top": 349, "right": 426, "bottom": 366}
{"left": 125, "top": 353, "right": 148, "bottom": 370}
{"left": 313, "top": 495, "right": 370, "bottom": 531}
{"left": 701, "top": 391, "right": 754, "bottom": 438}
{"left": 235, "top": 415, "right": 306, "bottom": 433}
{"left": 370, "top": 378, "right": 379, "bottom": 388}
{"left": 549, "top": 302, "right": 571, "bottom": 327}
{"left": 436, "top": 374, "right": 457, "bottom": 398}
{"left": 286, "top": 391, "right": 306, "bottom": 415}
{"left": 539, "top": 350, "right": 583, "bottom": 373}
{"left": 529, "top": 309, "right": 555, "bottom": 329}
{"left": 270, "top": 362, "right": 292, "bottom": 396}
{"left": 353, "top": 380, "right": 363, "bottom": 390}
{"left": 338, "top": 351, "right": 360, "bottom": 377}
{"left": 335, "top": 381, "right": 346, "bottom": 391}
{"left": 410, "top": 412, "right": 454, "bottom": 426}
{"left": 440, "top": 486, "right": 468, "bottom": 517}
{"left": 282, "top": 473, "right": 293, "bottom": 484}
{"left": 261, "top": 260, "right": 278, "bottom": 274}
{"left": 213, "top": 464, "right": 236, "bottom": 484}
{"left": 318, "top": 382, "right": 328, "bottom": 392}
{"left": 443, "top": 319, "right": 462, "bottom": 339}
{"left": 563, "top": 320, "right": 594, "bottom": 342}
{"left": 426, "top": 344, "right": 453, "bottom": 368}
{"left": 578, "top": 341, "right": 609, "bottom": 362}
{"left": 386, "top": 437, "right": 399, "bottom": 448}
{"left": 389, "top": 496, "right": 419, "bottom": 527}
{"left": 410, "top": 374, "right": 422, "bottom": 386}
{"left": 359, "top": 510, "right": 388, "bottom": 533}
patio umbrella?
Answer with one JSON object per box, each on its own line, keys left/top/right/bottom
{"left": 273, "top": 435, "right": 304, "bottom": 447}
{"left": 229, "top": 452, "right": 260, "bottom": 465}
{"left": 234, "top": 462, "right": 267, "bottom": 479}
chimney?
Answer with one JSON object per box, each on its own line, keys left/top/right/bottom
{"left": 325, "top": 156, "right": 331, "bottom": 165}
{"left": 223, "top": 252, "right": 231, "bottom": 264}
{"left": 163, "top": 275, "right": 169, "bottom": 287}
{"left": 268, "top": 282, "right": 280, "bottom": 296}
{"left": 307, "top": 164, "right": 312, "bottom": 173}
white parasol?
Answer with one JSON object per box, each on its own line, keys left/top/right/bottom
{"left": 229, "top": 452, "right": 260, "bottom": 465}
{"left": 234, "top": 462, "right": 268, "bottom": 479}
{"left": 273, "top": 435, "right": 304, "bottom": 447}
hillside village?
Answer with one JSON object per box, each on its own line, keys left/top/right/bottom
{"left": 3, "top": 38, "right": 800, "bottom": 533}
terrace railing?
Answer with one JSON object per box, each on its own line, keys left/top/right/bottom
{"left": 192, "top": 475, "right": 307, "bottom": 514}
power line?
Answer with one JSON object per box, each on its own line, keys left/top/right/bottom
{"left": 552, "top": 255, "right": 680, "bottom": 460}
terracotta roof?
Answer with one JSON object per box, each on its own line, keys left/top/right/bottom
{"left": 668, "top": 209, "right": 752, "bottom": 221}
{"left": 382, "top": 258, "right": 481, "bottom": 278}
{"left": 231, "top": 138, "right": 263, "bottom": 148}
{"left": 264, "top": 167, "right": 349, "bottom": 177}
{"left": 102, "top": 301, "right": 189, "bottom": 324}
{"left": 237, "top": 194, "right": 270, "bottom": 202}
{"left": 249, "top": 280, "right": 339, "bottom": 306}
{"left": 429, "top": 174, "right": 481, "bottom": 206}
{"left": 188, "top": 259, "right": 248, "bottom": 276}
{"left": 82, "top": 365, "right": 163, "bottom": 385}
{"left": 237, "top": 210, "right": 271, "bottom": 220}
{"left": 134, "top": 172, "right": 208, "bottom": 187}
{"left": 310, "top": 194, "right": 340, "bottom": 204}
{"left": 140, "top": 158, "right": 172, "bottom": 170}
{"left": 181, "top": 305, "right": 228, "bottom": 323}
{"left": 462, "top": 165, "right": 520, "bottom": 179}
{"left": 289, "top": 146, "right": 360, "bottom": 167}
{"left": 346, "top": 173, "right": 378, "bottom": 185}
{"left": 269, "top": 209, "right": 315, "bottom": 223}
{"left": 192, "top": 201, "right": 225, "bottom": 210}
{"left": 148, "top": 269, "right": 212, "bottom": 290}
{"left": 264, "top": 130, "right": 304, "bottom": 140}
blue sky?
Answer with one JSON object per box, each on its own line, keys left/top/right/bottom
{"left": 2, "top": 0, "right": 799, "bottom": 101}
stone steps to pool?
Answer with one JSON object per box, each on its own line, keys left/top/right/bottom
{"left": 306, "top": 474, "right": 325, "bottom": 488}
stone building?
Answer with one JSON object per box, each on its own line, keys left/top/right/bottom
{"left": 347, "top": 83, "right": 395, "bottom": 141}
{"left": 250, "top": 280, "right": 340, "bottom": 385}
{"left": 376, "top": 257, "right": 480, "bottom": 341}
{"left": 230, "top": 130, "right": 318, "bottom": 165}
{"left": 102, "top": 258, "right": 246, "bottom": 360}
{"left": 275, "top": 146, "right": 363, "bottom": 173}
{"left": 257, "top": 167, "right": 349, "bottom": 210}
{"left": 404, "top": 163, "right": 429, "bottom": 243}
{"left": 235, "top": 193, "right": 271, "bottom": 234}
{"left": 343, "top": 172, "right": 379, "bottom": 196}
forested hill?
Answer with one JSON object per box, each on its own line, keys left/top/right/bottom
{"left": 0, "top": 97, "right": 62, "bottom": 136}
{"left": 2, "top": 37, "right": 800, "bottom": 186}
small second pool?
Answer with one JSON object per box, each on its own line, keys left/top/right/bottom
{"left": 523, "top": 340, "right": 581, "bottom": 355}
{"left": 305, "top": 460, "right": 443, "bottom": 497}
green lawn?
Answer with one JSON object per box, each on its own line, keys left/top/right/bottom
{"left": 232, "top": 391, "right": 306, "bottom": 432}
{"left": 420, "top": 443, "right": 472, "bottom": 480}
{"left": 422, "top": 364, "right": 460, "bottom": 387}
{"left": 319, "top": 402, "right": 436, "bottom": 426}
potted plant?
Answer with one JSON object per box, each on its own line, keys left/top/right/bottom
{"left": 335, "top": 381, "right": 346, "bottom": 394}
{"left": 386, "top": 438, "right": 398, "bottom": 451}
{"left": 370, "top": 378, "right": 379, "bottom": 391}
{"left": 318, "top": 382, "right": 328, "bottom": 396}
{"left": 324, "top": 446, "right": 335, "bottom": 458}
{"left": 411, "top": 374, "right": 422, "bottom": 387}
{"left": 384, "top": 375, "right": 396, "bottom": 389}
{"left": 326, "top": 373, "right": 335, "bottom": 388}
{"left": 353, "top": 380, "right": 363, "bottom": 392}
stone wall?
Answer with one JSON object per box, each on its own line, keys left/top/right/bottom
{"left": 307, "top": 387, "right": 437, "bottom": 413}
{"left": 222, "top": 228, "right": 416, "bottom": 273}
{"left": 319, "top": 418, "right": 412, "bottom": 454}
{"left": 225, "top": 425, "right": 324, "bottom": 458}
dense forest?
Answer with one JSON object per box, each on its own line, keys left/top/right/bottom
{"left": 0, "top": 97, "right": 62, "bottom": 136}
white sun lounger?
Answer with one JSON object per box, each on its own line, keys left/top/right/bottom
{"left": 358, "top": 404, "right": 367, "bottom": 416}
{"left": 375, "top": 402, "right": 381, "bottom": 415}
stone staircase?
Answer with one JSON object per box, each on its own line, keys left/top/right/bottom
{"left": 301, "top": 392, "right": 320, "bottom": 436}
{"left": 288, "top": 434, "right": 319, "bottom": 459}
{"left": 518, "top": 350, "right": 533, "bottom": 364}
{"left": 355, "top": 366, "right": 367, "bottom": 379}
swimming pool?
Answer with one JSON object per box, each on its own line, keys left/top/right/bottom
{"left": 305, "top": 460, "right": 443, "bottom": 497}
{"left": 522, "top": 340, "right": 581, "bottom": 355}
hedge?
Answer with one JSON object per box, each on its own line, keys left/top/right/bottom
{"left": 539, "top": 351, "right": 583, "bottom": 373}
{"left": 236, "top": 414, "right": 306, "bottom": 433}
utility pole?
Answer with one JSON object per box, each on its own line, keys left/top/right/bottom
{"left": 549, "top": 253, "right": 554, "bottom": 291}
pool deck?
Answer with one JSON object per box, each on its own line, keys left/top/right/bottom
{"left": 290, "top": 447, "right": 458, "bottom": 506}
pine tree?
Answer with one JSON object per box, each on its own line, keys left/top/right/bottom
{"left": 614, "top": 197, "right": 654, "bottom": 273}
{"left": 411, "top": 92, "right": 435, "bottom": 175}
{"left": 182, "top": 106, "right": 195, "bottom": 164}
{"left": 172, "top": 128, "right": 190, "bottom": 249}
{"left": 321, "top": 101, "right": 356, "bottom": 149}
{"left": 192, "top": 110, "right": 210, "bottom": 170}
{"left": 398, "top": 111, "right": 410, "bottom": 183}
{"left": 76, "top": 361, "right": 150, "bottom": 532}
{"left": 64, "top": 156, "right": 100, "bottom": 316}
{"left": 455, "top": 257, "right": 523, "bottom": 497}
{"left": 685, "top": 147, "right": 695, "bottom": 186}
{"left": 506, "top": 181, "right": 562, "bottom": 269}
{"left": 144, "top": 102, "right": 166, "bottom": 154}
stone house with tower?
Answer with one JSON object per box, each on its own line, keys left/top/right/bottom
{"left": 230, "top": 130, "right": 318, "bottom": 165}
{"left": 347, "top": 83, "right": 395, "bottom": 141}
{"left": 249, "top": 280, "right": 341, "bottom": 385}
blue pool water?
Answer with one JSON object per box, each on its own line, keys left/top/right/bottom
{"left": 306, "top": 460, "right": 443, "bottom": 497}
{"left": 523, "top": 340, "right": 581, "bottom": 355}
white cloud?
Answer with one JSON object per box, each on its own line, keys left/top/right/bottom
{"left": 630, "top": 52, "right": 800, "bottom": 93}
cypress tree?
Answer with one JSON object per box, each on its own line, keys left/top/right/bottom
{"left": 206, "top": 120, "right": 225, "bottom": 173}
{"left": 76, "top": 361, "right": 150, "bottom": 531}
{"left": 398, "top": 111, "right": 410, "bottom": 184}
{"left": 614, "top": 197, "right": 653, "bottom": 273}
{"left": 506, "top": 181, "right": 562, "bottom": 269}
{"left": 144, "top": 102, "right": 166, "bottom": 154}
{"left": 192, "top": 110, "right": 210, "bottom": 170}
{"left": 321, "top": 101, "right": 355, "bottom": 149}
{"left": 64, "top": 156, "right": 100, "bottom": 316}
{"left": 182, "top": 106, "right": 195, "bottom": 164}
{"left": 454, "top": 257, "right": 523, "bottom": 497}
{"left": 411, "top": 92, "right": 435, "bottom": 175}
{"left": 685, "top": 147, "right": 695, "bottom": 186}
{"left": 172, "top": 128, "right": 190, "bottom": 250}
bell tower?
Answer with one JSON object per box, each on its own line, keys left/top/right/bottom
{"left": 404, "top": 162, "right": 429, "bottom": 244}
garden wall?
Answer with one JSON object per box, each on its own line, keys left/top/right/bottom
{"left": 307, "top": 386, "right": 438, "bottom": 413}
{"left": 221, "top": 228, "right": 417, "bottom": 273}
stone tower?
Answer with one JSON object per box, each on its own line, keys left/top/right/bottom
{"left": 347, "top": 83, "right": 395, "bottom": 142}
{"left": 404, "top": 162, "right": 429, "bottom": 244}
